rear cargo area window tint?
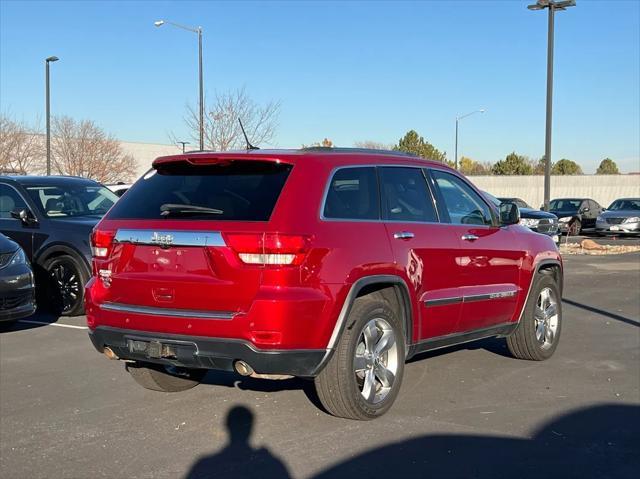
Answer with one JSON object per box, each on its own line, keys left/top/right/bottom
{"left": 107, "top": 161, "right": 292, "bottom": 221}
{"left": 323, "top": 167, "right": 379, "bottom": 220}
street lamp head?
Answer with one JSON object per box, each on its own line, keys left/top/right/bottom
{"left": 45, "top": 56, "right": 59, "bottom": 63}
{"left": 528, "top": 0, "right": 575, "bottom": 10}
{"left": 479, "top": 109, "right": 486, "bottom": 113}
{"left": 154, "top": 20, "right": 165, "bottom": 27}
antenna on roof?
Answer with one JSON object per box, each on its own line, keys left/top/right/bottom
{"left": 238, "top": 118, "right": 259, "bottom": 150}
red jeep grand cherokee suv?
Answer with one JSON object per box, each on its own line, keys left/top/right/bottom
{"left": 86, "top": 148, "right": 562, "bottom": 420}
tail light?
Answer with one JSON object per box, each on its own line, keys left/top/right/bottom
{"left": 224, "top": 233, "right": 311, "bottom": 266}
{"left": 91, "top": 230, "right": 116, "bottom": 258}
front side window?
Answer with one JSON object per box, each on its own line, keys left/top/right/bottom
{"left": 379, "top": 167, "right": 437, "bottom": 222}
{"left": 431, "top": 170, "right": 493, "bottom": 226}
{"left": 26, "top": 184, "right": 118, "bottom": 218}
{"left": 323, "top": 167, "right": 379, "bottom": 220}
{"left": 0, "top": 184, "right": 28, "bottom": 219}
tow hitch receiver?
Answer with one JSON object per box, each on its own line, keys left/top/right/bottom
{"left": 128, "top": 339, "right": 177, "bottom": 359}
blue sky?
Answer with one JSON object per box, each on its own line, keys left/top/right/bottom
{"left": 1, "top": 0, "right": 639, "bottom": 173}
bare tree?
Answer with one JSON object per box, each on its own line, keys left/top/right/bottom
{"left": 0, "top": 115, "right": 42, "bottom": 174}
{"left": 51, "top": 116, "right": 137, "bottom": 183}
{"left": 302, "top": 138, "right": 334, "bottom": 148}
{"left": 185, "top": 87, "right": 280, "bottom": 151}
{"left": 354, "top": 140, "right": 393, "bottom": 150}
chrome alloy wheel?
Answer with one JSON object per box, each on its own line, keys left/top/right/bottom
{"left": 534, "top": 287, "right": 559, "bottom": 350}
{"left": 354, "top": 318, "right": 399, "bottom": 404}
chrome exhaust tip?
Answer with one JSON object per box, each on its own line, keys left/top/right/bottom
{"left": 234, "top": 360, "right": 254, "bottom": 376}
{"left": 103, "top": 347, "right": 119, "bottom": 360}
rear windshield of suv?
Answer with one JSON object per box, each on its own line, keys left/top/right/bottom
{"left": 107, "top": 160, "right": 292, "bottom": 221}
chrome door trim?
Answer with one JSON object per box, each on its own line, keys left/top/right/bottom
{"left": 101, "top": 302, "right": 236, "bottom": 320}
{"left": 424, "top": 289, "right": 517, "bottom": 307}
{"left": 114, "top": 229, "right": 226, "bottom": 247}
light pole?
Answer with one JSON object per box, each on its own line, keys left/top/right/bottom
{"left": 154, "top": 20, "right": 204, "bottom": 151}
{"left": 454, "top": 109, "right": 485, "bottom": 170}
{"left": 177, "top": 141, "right": 190, "bottom": 153}
{"left": 45, "top": 56, "right": 59, "bottom": 176}
{"left": 527, "top": 0, "right": 576, "bottom": 210}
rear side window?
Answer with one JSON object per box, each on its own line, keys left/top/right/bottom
{"left": 323, "top": 167, "right": 379, "bottom": 220}
{"left": 379, "top": 167, "right": 437, "bottom": 222}
{"left": 107, "top": 160, "right": 292, "bottom": 221}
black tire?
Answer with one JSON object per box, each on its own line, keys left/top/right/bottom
{"left": 126, "top": 361, "right": 207, "bottom": 392}
{"left": 507, "top": 272, "right": 562, "bottom": 361}
{"left": 568, "top": 219, "right": 581, "bottom": 236}
{"left": 314, "top": 296, "right": 405, "bottom": 420}
{"left": 43, "top": 255, "right": 88, "bottom": 317}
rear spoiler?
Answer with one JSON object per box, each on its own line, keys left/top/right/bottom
{"left": 152, "top": 154, "right": 292, "bottom": 169}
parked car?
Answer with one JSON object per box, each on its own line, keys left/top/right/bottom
{"left": 86, "top": 148, "right": 563, "bottom": 420}
{"left": 105, "top": 182, "right": 131, "bottom": 197}
{"left": 0, "top": 233, "right": 36, "bottom": 324}
{"left": 596, "top": 198, "right": 640, "bottom": 236}
{"left": 548, "top": 198, "right": 603, "bottom": 236}
{"left": 487, "top": 192, "right": 559, "bottom": 244}
{"left": 0, "top": 176, "right": 119, "bottom": 316}
{"left": 498, "top": 197, "right": 530, "bottom": 209}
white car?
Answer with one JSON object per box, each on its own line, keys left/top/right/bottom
{"left": 105, "top": 183, "right": 131, "bottom": 198}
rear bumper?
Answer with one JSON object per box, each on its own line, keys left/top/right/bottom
{"left": 89, "top": 326, "right": 326, "bottom": 377}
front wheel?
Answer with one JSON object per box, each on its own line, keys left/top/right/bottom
{"left": 507, "top": 272, "right": 562, "bottom": 361}
{"left": 314, "top": 296, "right": 405, "bottom": 420}
{"left": 126, "top": 361, "right": 207, "bottom": 392}
{"left": 44, "top": 255, "right": 88, "bottom": 316}
{"left": 568, "top": 219, "right": 581, "bottom": 236}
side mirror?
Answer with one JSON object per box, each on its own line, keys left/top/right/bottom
{"left": 499, "top": 202, "right": 520, "bottom": 226}
{"left": 10, "top": 208, "right": 37, "bottom": 226}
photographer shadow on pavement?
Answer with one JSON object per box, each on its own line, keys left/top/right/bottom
{"left": 184, "top": 405, "right": 291, "bottom": 479}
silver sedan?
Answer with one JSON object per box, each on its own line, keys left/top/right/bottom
{"left": 596, "top": 198, "right": 640, "bottom": 235}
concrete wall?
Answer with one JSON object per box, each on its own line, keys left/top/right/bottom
{"left": 469, "top": 175, "right": 640, "bottom": 209}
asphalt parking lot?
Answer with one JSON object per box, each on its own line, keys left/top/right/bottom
{"left": 1, "top": 253, "right": 639, "bottom": 479}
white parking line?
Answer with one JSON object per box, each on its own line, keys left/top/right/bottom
{"left": 18, "top": 320, "right": 88, "bottom": 330}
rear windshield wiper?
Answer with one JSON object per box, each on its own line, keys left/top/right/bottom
{"left": 160, "top": 203, "right": 224, "bottom": 217}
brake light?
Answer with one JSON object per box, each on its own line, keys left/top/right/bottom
{"left": 224, "top": 233, "right": 310, "bottom": 266}
{"left": 91, "top": 230, "right": 116, "bottom": 258}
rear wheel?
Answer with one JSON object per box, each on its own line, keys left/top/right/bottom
{"left": 314, "top": 296, "right": 405, "bottom": 420}
{"left": 507, "top": 272, "right": 562, "bottom": 361}
{"left": 44, "top": 255, "right": 88, "bottom": 317}
{"left": 126, "top": 361, "right": 207, "bottom": 392}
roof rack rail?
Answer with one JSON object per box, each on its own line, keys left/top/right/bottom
{"left": 299, "top": 147, "right": 417, "bottom": 158}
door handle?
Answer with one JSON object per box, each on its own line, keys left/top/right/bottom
{"left": 461, "top": 234, "right": 479, "bottom": 241}
{"left": 393, "top": 231, "right": 415, "bottom": 240}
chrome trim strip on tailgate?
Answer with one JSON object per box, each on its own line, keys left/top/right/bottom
{"left": 101, "top": 302, "right": 236, "bottom": 320}
{"left": 114, "top": 229, "right": 225, "bottom": 247}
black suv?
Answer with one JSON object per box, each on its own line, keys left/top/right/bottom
{"left": 549, "top": 198, "right": 603, "bottom": 236}
{"left": 487, "top": 193, "right": 559, "bottom": 243}
{"left": 0, "top": 176, "right": 118, "bottom": 315}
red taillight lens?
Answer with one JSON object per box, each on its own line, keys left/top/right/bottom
{"left": 91, "top": 230, "right": 115, "bottom": 258}
{"left": 224, "top": 233, "right": 310, "bottom": 266}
